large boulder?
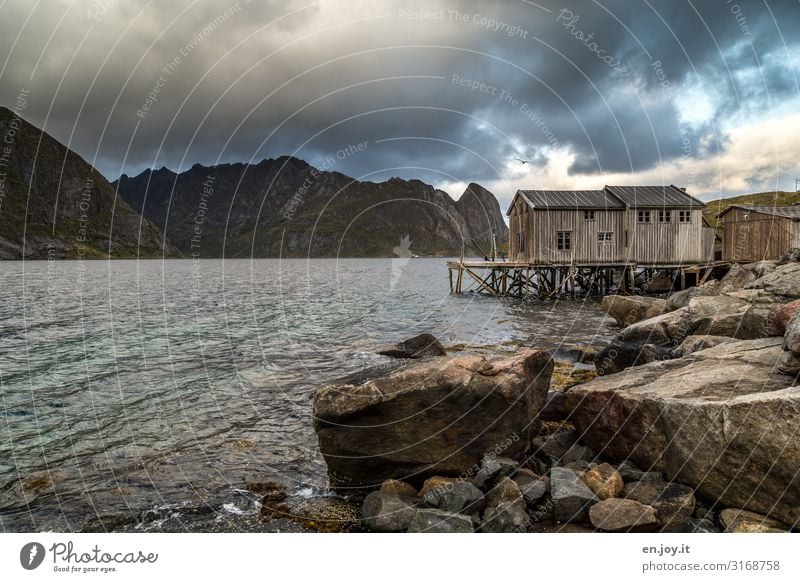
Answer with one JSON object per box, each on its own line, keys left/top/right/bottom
{"left": 687, "top": 295, "right": 751, "bottom": 338}
{"left": 784, "top": 310, "right": 800, "bottom": 354}
{"left": 595, "top": 341, "right": 671, "bottom": 376}
{"left": 779, "top": 310, "right": 800, "bottom": 376}
{"left": 718, "top": 263, "right": 758, "bottom": 293}
{"left": 746, "top": 262, "right": 800, "bottom": 299}
{"left": 671, "top": 335, "right": 736, "bottom": 358}
{"left": 601, "top": 296, "right": 667, "bottom": 327}
{"left": 769, "top": 299, "right": 800, "bottom": 336}
{"left": 377, "top": 333, "right": 446, "bottom": 359}
{"left": 566, "top": 337, "right": 800, "bottom": 526}
{"left": 616, "top": 307, "right": 692, "bottom": 347}
{"left": 666, "top": 280, "right": 720, "bottom": 311}
{"left": 313, "top": 350, "right": 553, "bottom": 491}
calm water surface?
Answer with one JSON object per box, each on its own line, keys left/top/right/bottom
{"left": 0, "top": 258, "right": 614, "bottom": 531}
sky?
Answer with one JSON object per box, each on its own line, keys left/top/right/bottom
{"left": 1, "top": 0, "right": 799, "bottom": 211}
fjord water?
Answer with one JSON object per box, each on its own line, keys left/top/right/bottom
{"left": 0, "top": 258, "right": 613, "bottom": 531}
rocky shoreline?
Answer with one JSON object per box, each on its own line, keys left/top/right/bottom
{"left": 309, "top": 253, "right": 800, "bottom": 533}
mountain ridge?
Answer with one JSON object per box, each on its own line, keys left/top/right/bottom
{"left": 114, "top": 155, "right": 509, "bottom": 258}
{"left": 0, "top": 106, "right": 178, "bottom": 259}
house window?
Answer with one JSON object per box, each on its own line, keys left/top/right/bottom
{"left": 598, "top": 232, "right": 613, "bottom": 243}
{"left": 679, "top": 210, "right": 692, "bottom": 223}
{"left": 638, "top": 210, "right": 651, "bottom": 223}
{"left": 584, "top": 210, "right": 595, "bottom": 221}
{"left": 658, "top": 210, "right": 671, "bottom": 223}
{"left": 557, "top": 231, "right": 571, "bottom": 251}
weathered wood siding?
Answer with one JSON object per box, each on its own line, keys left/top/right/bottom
{"left": 508, "top": 199, "right": 706, "bottom": 264}
{"left": 508, "top": 200, "right": 625, "bottom": 263}
{"left": 702, "top": 227, "right": 716, "bottom": 262}
{"left": 624, "top": 208, "right": 705, "bottom": 264}
{"left": 722, "top": 207, "right": 795, "bottom": 261}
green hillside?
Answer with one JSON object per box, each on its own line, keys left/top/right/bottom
{"left": 704, "top": 190, "right": 800, "bottom": 224}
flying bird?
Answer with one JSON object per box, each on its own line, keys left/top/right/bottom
{"left": 515, "top": 157, "right": 532, "bottom": 165}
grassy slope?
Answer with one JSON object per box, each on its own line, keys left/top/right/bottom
{"left": 704, "top": 190, "right": 800, "bottom": 223}
{"left": 703, "top": 190, "right": 800, "bottom": 241}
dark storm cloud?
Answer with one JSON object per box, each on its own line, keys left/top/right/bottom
{"left": 0, "top": 0, "right": 797, "bottom": 195}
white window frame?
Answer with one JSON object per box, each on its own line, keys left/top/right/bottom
{"left": 638, "top": 210, "right": 651, "bottom": 223}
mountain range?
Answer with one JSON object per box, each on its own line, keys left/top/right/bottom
{"left": 0, "top": 106, "right": 508, "bottom": 259}
{"left": 114, "top": 157, "right": 508, "bottom": 258}
{"left": 0, "top": 106, "right": 177, "bottom": 259}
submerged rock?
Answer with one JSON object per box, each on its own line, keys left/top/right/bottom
{"left": 314, "top": 350, "right": 553, "bottom": 491}
{"left": 566, "top": 337, "right": 800, "bottom": 526}
{"left": 377, "top": 333, "right": 446, "bottom": 359}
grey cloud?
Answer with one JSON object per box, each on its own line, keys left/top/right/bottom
{"left": 0, "top": 0, "right": 797, "bottom": 194}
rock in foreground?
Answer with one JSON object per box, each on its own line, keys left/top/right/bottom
{"left": 314, "top": 350, "right": 553, "bottom": 491}
{"left": 567, "top": 338, "right": 800, "bottom": 526}
{"left": 602, "top": 296, "right": 667, "bottom": 327}
{"left": 377, "top": 333, "right": 446, "bottom": 359}
{"left": 589, "top": 498, "right": 658, "bottom": 532}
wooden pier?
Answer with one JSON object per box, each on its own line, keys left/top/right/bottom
{"left": 447, "top": 260, "right": 729, "bottom": 299}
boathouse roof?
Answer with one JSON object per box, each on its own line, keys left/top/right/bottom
{"left": 509, "top": 185, "right": 705, "bottom": 214}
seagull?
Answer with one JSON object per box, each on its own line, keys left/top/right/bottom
{"left": 515, "top": 157, "right": 532, "bottom": 165}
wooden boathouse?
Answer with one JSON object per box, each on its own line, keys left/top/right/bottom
{"left": 449, "top": 185, "right": 719, "bottom": 299}
{"left": 719, "top": 204, "right": 800, "bottom": 262}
